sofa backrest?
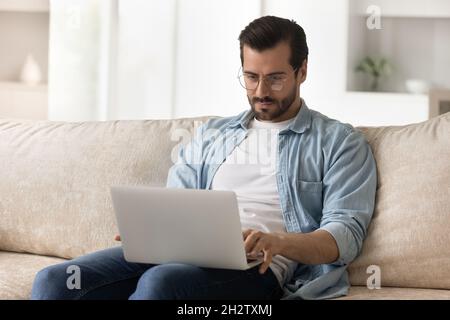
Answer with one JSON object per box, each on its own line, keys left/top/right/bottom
{"left": 0, "top": 117, "right": 211, "bottom": 259}
{"left": 1, "top": 112, "right": 449, "bottom": 290}
{"left": 348, "top": 112, "right": 450, "bottom": 290}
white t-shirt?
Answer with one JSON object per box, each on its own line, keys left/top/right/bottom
{"left": 211, "top": 116, "right": 298, "bottom": 286}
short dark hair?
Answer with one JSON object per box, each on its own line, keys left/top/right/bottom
{"left": 238, "top": 16, "right": 309, "bottom": 76}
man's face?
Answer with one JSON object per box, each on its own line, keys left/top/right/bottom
{"left": 242, "top": 41, "right": 306, "bottom": 121}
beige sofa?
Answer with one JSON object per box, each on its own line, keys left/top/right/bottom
{"left": 0, "top": 112, "right": 449, "bottom": 300}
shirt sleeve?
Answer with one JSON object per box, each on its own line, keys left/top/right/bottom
{"left": 318, "top": 129, "right": 377, "bottom": 266}
{"left": 165, "top": 122, "right": 206, "bottom": 189}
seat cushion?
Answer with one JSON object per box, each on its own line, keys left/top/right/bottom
{"left": 348, "top": 113, "right": 450, "bottom": 290}
{"left": 336, "top": 286, "right": 450, "bottom": 300}
{"left": 0, "top": 251, "right": 67, "bottom": 300}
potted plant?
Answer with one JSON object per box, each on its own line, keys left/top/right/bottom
{"left": 355, "top": 56, "right": 392, "bottom": 91}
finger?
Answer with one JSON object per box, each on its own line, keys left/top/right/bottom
{"left": 114, "top": 235, "right": 121, "bottom": 241}
{"left": 259, "top": 249, "right": 272, "bottom": 274}
{"left": 249, "top": 238, "right": 265, "bottom": 257}
{"left": 242, "top": 229, "right": 253, "bottom": 240}
{"left": 244, "top": 231, "right": 261, "bottom": 253}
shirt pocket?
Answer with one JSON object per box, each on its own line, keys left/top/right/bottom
{"left": 298, "top": 180, "right": 323, "bottom": 193}
{"left": 295, "top": 180, "right": 323, "bottom": 229}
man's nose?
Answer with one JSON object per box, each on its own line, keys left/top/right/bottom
{"left": 254, "top": 78, "right": 270, "bottom": 97}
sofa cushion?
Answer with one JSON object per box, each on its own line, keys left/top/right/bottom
{"left": 0, "top": 117, "right": 212, "bottom": 259}
{"left": 335, "top": 286, "right": 450, "bottom": 300}
{"left": 0, "top": 251, "right": 67, "bottom": 299}
{"left": 348, "top": 113, "right": 450, "bottom": 290}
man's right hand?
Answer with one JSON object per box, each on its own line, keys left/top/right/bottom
{"left": 114, "top": 235, "right": 121, "bottom": 241}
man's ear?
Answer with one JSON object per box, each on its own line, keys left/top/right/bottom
{"left": 298, "top": 58, "right": 308, "bottom": 84}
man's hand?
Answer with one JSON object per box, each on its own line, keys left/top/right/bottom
{"left": 243, "top": 229, "right": 283, "bottom": 275}
{"left": 114, "top": 235, "right": 121, "bottom": 241}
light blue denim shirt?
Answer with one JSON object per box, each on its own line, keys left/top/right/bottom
{"left": 166, "top": 100, "right": 377, "bottom": 300}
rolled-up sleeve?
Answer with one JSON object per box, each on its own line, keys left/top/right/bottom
{"left": 319, "top": 129, "right": 377, "bottom": 266}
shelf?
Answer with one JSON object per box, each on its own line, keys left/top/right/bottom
{"left": 0, "top": 81, "right": 47, "bottom": 92}
{"left": 0, "top": 0, "right": 49, "bottom": 12}
{"left": 0, "top": 1, "right": 49, "bottom": 120}
{"left": 347, "top": 0, "right": 450, "bottom": 95}
{"left": 0, "top": 81, "right": 48, "bottom": 120}
{"left": 344, "top": 91, "right": 429, "bottom": 112}
{"left": 354, "top": 0, "right": 450, "bottom": 18}
{"left": 346, "top": 91, "right": 428, "bottom": 99}
{"left": 341, "top": 91, "right": 430, "bottom": 126}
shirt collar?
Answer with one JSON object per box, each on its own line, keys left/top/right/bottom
{"left": 228, "top": 98, "right": 312, "bottom": 134}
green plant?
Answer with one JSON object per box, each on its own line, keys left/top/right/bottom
{"left": 355, "top": 57, "right": 392, "bottom": 91}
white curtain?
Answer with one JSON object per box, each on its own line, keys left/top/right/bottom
{"left": 48, "top": 0, "right": 117, "bottom": 121}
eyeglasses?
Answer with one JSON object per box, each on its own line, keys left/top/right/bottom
{"left": 237, "top": 67, "right": 298, "bottom": 92}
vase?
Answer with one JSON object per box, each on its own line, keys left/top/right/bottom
{"left": 20, "top": 54, "right": 42, "bottom": 85}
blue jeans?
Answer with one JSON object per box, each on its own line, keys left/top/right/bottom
{"left": 31, "top": 246, "right": 283, "bottom": 300}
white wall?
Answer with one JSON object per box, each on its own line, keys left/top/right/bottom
{"left": 264, "top": 0, "right": 349, "bottom": 118}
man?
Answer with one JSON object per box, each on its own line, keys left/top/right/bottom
{"left": 31, "top": 15, "right": 376, "bottom": 300}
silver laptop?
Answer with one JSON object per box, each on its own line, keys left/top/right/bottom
{"left": 110, "top": 185, "right": 263, "bottom": 270}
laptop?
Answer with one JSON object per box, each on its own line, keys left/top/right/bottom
{"left": 110, "top": 185, "right": 263, "bottom": 270}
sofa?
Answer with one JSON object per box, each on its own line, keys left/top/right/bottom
{"left": 0, "top": 112, "right": 449, "bottom": 300}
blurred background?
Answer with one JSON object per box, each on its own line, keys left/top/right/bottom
{"left": 0, "top": 0, "right": 449, "bottom": 126}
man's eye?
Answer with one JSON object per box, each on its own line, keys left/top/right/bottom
{"left": 270, "top": 76, "right": 284, "bottom": 81}
{"left": 245, "top": 75, "right": 258, "bottom": 81}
